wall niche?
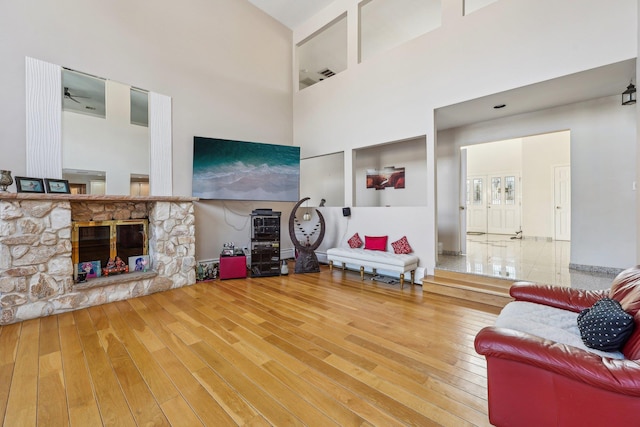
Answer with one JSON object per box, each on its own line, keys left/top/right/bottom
{"left": 354, "top": 136, "right": 427, "bottom": 207}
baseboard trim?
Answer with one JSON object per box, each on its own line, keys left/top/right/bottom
{"left": 441, "top": 250, "right": 461, "bottom": 256}
{"left": 522, "top": 235, "right": 553, "bottom": 242}
{"left": 569, "top": 263, "right": 623, "bottom": 276}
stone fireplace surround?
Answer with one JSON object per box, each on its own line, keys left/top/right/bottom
{"left": 0, "top": 193, "right": 197, "bottom": 325}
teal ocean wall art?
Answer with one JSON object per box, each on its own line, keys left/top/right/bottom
{"left": 192, "top": 137, "right": 300, "bottom": 201}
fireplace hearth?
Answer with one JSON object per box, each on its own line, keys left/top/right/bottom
{"left": 0, "top": 194, "right": 197, "bottom": 325}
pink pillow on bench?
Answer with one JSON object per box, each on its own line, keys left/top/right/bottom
{"left": 348, "top": 233, "right": 363, "bottom": 248}
{"left": 364, "top": 235, "right": 388, "bottom": 251}
{"left": 391, "top": 236, "right": 413, "bottom": 254}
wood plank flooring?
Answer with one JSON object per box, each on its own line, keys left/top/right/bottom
{"left": 0, "top": 266, "right": 502, "bottom": 426}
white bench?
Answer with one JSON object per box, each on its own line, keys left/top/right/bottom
{"left": 326, "top": 247, "right": 419, "bottom": 288}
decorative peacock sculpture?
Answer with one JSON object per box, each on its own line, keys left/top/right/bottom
{"left": 288, "top": 197, "right": 326, "bottom": 273}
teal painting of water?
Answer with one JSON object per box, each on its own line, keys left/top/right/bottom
{"left": 192, "top": 137, "right": 300, "bottom": 201}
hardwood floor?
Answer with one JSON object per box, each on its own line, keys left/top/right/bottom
{"left": 0, "top": 265, "right": 501, "bottom": 426}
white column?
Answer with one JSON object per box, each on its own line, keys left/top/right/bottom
{"left": 149, "top": 92, "right": 173, "bottom": 196}
{"left": 25, "top": 57, "right": 62, "bottom": 179}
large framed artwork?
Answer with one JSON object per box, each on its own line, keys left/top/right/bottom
{"left": 192, "top": 137, "right": 300, "bottom": 201}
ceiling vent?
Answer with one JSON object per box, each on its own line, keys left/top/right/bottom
{"left": 318, "top": 68, "right": 336, "bottom": 78}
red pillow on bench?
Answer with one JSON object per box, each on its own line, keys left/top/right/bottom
{"left": 364, "top": 235, "right": 388, "bottom": 251}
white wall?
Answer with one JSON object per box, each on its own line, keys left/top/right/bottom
{"left": 300, "top": 152, "right": 345, "bottom": 207}
{"left": 0, "top": 0, "right": 294, "bottom": 262}
{"left": 438, "top": 96, "right": 636, "bottom": 270}
{"left": 293, "top": 0, "right": 637, "bottom": 274}
{"left": 521, "top": 132, "right": 570, "bottom": 239}
{"left": 466, "top": 138, "right": 522, "bottom": 175}
{"left": 194, "top": 201, "right": 296, "bottom": 262}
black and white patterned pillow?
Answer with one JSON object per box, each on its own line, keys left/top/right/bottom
{"left": 577, "top": 298, "right": 635, "bottom": 352}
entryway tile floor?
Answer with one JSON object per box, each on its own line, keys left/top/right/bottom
{"left": 436, "top": 234, "right": 617, "bottom": 290}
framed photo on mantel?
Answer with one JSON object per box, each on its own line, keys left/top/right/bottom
{"left": 15, "top": 176, "right": 45, "bottom": 193}
{"left": 44, "top": 178, "right": 71, "bottom": 194}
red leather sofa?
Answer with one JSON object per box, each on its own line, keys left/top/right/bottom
{"left": 475, "top": 266, "right": 640, "bottom": 427}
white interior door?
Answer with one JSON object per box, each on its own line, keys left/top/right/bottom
{"left": 466, "top": 176, "right": 487, "bottom": 233}
{"left": 90, "top": 180, "right": 106, "bottom": 195}
{"left": 554, "top": 165, "right": 571, "bottom": 241}
{"left": 459, "top": 149, "right": 468, "bottom": 253}
{"left": 487, "top": 173, "right": 521, "bottom": 234}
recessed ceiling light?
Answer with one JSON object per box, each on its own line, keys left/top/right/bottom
{"left": 493, "top": 104, "right": 506, "bottom": 109}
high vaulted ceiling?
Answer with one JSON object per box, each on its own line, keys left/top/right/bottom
{"left": 247, "top": 0, "right": 335, "bottom": 29}
{"left": 247, "top": 1, "right": 635, "bottom": 131}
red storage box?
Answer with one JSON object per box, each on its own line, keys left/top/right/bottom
{"left": 219, "top": 255, "right": 247, "bottom": 279}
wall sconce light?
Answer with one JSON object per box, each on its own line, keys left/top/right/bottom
{"left": 622, "top": 82, "right": 636, "bottom": 105}
{"left": 302, "top": 199, "right": 311, "bottom": 221}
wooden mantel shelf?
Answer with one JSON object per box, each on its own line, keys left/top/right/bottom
{"left": 0, "top": 193, "right": 199, "bottom": 202}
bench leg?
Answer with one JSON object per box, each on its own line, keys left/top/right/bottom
{"left": 329, "top": 260, "right": 333, "bottom": 271}
{"left": 360, "top": 266, "right": 364, "bottom": 281}
{"left": 400, "top": 271, "right": 416, "bottom": 290}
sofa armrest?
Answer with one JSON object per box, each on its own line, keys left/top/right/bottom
{"left": 475, "top": 326, "right": 640, "bottom": 396}
{"left": 509, "top": 282, "right": 609, "bottom": 313}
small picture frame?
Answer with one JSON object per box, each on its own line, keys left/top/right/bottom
{"left": 44, "top": 178, "right": 71, "bottom": 194}
{"left": 78, "top": 260, "right": 101, "bottom": 279}
{"left": 15, "top": 176, "right": 45, "bottom": 193}
{"left": 129, "top": 255, "right": 150, "bottom": 272}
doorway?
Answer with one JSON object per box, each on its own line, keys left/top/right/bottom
{"left": 488, "top": 173, "right": 520, "bottom": 234}
{"left": 459, "top": 130, "right": 571, "bottom": 251}
{"left": 465, "top": 173, "right": 521, "bottom": 235}
{"left": 466, "top": 175, "right": 487, "bottom": 234}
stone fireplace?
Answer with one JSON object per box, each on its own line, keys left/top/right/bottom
{"left": 0, "top": 194, "right": 197, "bottom": 325}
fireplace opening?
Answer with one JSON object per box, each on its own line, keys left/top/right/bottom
{"left": 72, "top": 219, "right": 149, "bottom": 276}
